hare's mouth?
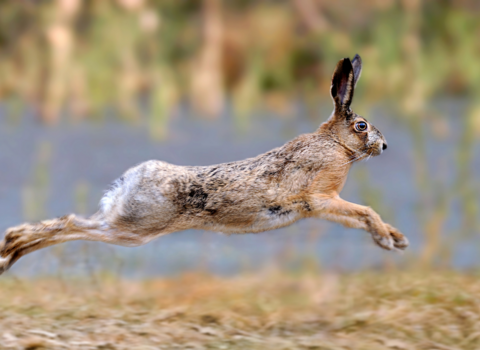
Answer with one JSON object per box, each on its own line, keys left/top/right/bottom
{"left": 366, "top": 145, "right": 383, "bottom": 157}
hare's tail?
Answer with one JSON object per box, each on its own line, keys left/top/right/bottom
{"left": 0, "top": 213, "right": 139, "bottom": 275}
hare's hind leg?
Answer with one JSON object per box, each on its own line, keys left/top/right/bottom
{"left": 314, "top": 196, "right": 409, "bottom": 250}
{"left": 0, "top": 214, "right": 144, "bottom": 274}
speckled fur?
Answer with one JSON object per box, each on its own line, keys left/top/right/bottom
{"left": 0, "top": 55, "right": 408, "bottom": 274}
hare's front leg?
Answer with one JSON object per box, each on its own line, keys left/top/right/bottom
{"left": 312, "top": 196, "right": 409, "bottom": 250}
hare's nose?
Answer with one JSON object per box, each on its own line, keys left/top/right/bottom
{"left": 382, "top": 142, "right": 388, "bottom": 151}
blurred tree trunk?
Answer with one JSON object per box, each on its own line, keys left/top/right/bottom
{"left": 190, "top": 0, "right": 224, "bottom": 118}
{"left": 291, "top": 0, "right": 329, "bottom": 33}
{"left": 42, "top": 0, "right": 80, "bottom": 124}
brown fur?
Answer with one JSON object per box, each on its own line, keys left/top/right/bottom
{"left": 0, "top": 54, "right": 408, "bottom": 275}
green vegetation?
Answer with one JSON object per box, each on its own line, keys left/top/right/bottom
{"left": 0, "top": 0, "right": 479, "bottom": 123}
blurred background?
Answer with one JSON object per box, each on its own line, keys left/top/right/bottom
{"left": 1, "top": 0, "right": 479, "bottom": 278}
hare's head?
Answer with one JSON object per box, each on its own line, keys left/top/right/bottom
{"left": 323, "top": 54, "right": 387, "bottom": 158}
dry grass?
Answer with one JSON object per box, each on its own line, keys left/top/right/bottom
{"left": 0, "top": 271, "right": 479, "bottom": 350}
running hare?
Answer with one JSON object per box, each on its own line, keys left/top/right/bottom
{"left": 0, "top": 54, "right": 408, "bottom": 274}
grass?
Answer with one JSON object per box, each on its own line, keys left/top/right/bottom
{"left": 0, "top": 271, "right": 479, "bottom": 349}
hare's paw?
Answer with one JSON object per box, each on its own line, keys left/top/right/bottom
{"left": 372, "top": 233, "right": 395, "bottom": 250}
{"left": 385, "top": 224, "right": 409, "bottom": 250}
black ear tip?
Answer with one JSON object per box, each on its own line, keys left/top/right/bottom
{"left": 341, "top": 57, "right": 353, "bottom": 67}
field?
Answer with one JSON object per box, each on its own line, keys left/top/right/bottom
{"left": 0, "top": 271, "right": 479, "bottom": 350}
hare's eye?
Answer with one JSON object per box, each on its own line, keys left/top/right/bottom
{"left": 355, "top": 122, "right": 367, "bottom": 132}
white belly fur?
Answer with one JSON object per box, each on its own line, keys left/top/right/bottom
{"left": 205, "top": 210, "right": 302, "bottom": 235}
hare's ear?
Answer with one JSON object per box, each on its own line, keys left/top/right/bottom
{"left": 351, "top": 54, "right": 362, "bottom": 88}
{"left": 330, "top": 57, "right": 355, "bottom": 111}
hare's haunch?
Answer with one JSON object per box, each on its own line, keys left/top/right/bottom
{"left": 0, "top": 55, "right": 408, "bottom": 274}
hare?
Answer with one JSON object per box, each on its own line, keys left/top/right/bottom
{"left": 0, "top": 54, "right": 408, "bottom": 275}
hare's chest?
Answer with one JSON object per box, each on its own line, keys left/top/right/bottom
{"left": 308, "top": 165, "right": 350, "bottom": 195}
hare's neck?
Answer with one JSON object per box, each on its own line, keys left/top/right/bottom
{"left": 327, "top": 133, "right": 358, "bottom": 159}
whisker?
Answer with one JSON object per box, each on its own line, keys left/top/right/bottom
{"left": 339, "top": 151, "right": 368, "bottom": 166}
{"left": 366, "top": 150, "right": 373, "bottom": 161}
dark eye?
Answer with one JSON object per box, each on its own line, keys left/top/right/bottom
{"left": 355, "top": 121, "right": 367, "bottom": 132}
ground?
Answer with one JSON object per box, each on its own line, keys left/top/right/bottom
{"left": 0, "top": 271, "right": 478, "bottom": 350}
